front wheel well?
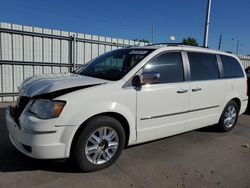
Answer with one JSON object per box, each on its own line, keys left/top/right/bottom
{"left": 93, "top": 112, "right": 130, "bottom": 147}
{"left": 70, "top": 112, "right": 130, "bottom": 157}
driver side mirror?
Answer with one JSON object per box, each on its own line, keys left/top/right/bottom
{"left": 132, "top": 75, "right": 141, "bottom": 87}
{"left": 132, "top": 72, "right": 160, "bottom": 87}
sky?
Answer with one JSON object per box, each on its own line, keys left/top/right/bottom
{"left": 0, "top": 0, "right": 249, "bottom": 55}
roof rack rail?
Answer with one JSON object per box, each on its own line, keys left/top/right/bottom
{"left": 146, "top": 43, "right": 182, "bottom": 46}
{"left": 146, "top": 43, "right": 209, "bottom": 49}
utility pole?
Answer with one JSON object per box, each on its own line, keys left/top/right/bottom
{"left": 151, "top": 22, "right": 154, "bottom": 44}
{"left": 203, "top": 0, "right": 212, "bottom": 47}
{"left": 218, "top": 34, "right": 222, "bottom": 50}
{"left": 236, "top": 40, "right": 239, "bottom": 55}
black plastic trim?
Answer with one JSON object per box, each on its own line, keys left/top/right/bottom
{"left": 20, "top": 128, "right": 57, "bottom": 134}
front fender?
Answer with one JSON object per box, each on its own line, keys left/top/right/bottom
{"left": 64, "top": 101, "right": 136, "bottom": 157}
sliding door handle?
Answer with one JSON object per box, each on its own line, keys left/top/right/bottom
{"left": 177, "top": 89, "right": 188, "bottom": 94}
{"left": 192, "top": 87, "right": 202, "bottom": 92}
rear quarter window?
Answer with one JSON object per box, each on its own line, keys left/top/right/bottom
{"left": 220, "top": 55, "right": 244, "bottom": 78}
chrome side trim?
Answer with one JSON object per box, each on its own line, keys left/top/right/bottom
{"left": 55, "top": 125, "right": 78, "bottom": 127}
{"left": 188, "top": 105, "right": 220, "bottom": 113}
{"left": 141, "top": 111, "right": 186, "bottom": 120}
{"left": 140, "top": 105, "right": 220, "bottom": 120}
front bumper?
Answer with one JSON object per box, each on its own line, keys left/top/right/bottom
{"left": 6, "top": 106, "right": 76, "bottom": 159}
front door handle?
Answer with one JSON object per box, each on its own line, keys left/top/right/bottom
{"left": 177, "top": 89, "right": 188, "bottom": 94}
{"left": 192, "top": 87, "right": 202, "bottom": 92}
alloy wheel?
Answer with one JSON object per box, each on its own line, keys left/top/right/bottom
{"left": 224, "top": 105, "right": 237, "bottom": 128}
{"left": 85, "top": 127, "right": 119, "bottom": 165}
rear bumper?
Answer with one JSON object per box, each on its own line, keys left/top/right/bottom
{"left": 240, "top": 98, "right": 248, "bottom": 114}
{"left": 6, "top": 106, "right": 76, "bottom": 159}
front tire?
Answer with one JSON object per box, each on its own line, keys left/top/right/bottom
{"left": 72, "top": 116, "right": 125, "bottom": 172}
{"left": 217, "top": 100, "right": 239, "bottom": 132}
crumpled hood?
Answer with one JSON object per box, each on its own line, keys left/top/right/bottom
{"left": 19, "top": 73, "right": 108, "bottom": 97}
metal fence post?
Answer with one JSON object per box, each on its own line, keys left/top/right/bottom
{"left": 70, "top": 34, "right": 76, "bottom": 72}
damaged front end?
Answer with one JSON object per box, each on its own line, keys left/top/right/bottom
{"left": 10, "top": 96, "right": 30, "bottom": 127}
{"left": 9, "top": 72, "right": 108, "bottom": 124}
{"left": 11, "top": 83, "right": 103, "bottom": 125}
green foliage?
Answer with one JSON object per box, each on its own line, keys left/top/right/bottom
{"left": 182, "top": 37, "right": 199, "bottom": 46}
{"left": 133, "top": 39, "right": 150, "bottom": 43}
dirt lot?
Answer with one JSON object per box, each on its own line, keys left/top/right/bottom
{"left": 0, "top": 102, "right": 249, "bottom": 188}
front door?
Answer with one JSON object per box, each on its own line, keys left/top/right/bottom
{"left": 136, "top": 51, "right": 189, "bottom": 142}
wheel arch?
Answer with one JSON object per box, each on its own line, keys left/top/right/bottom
{"left": 69, "top": 112, "right": 131, "bottom": 157}
{"left": 231, "top": 97, "right": 241, "bottom": 110}
{"left": 217, "top": 97, "right": 241, "bottom": 132}
{"left": 92, "top": 112, "right": 130, "bottom": 147}
{"left": 223, "top": 91, "right": 242, "bottom": 113}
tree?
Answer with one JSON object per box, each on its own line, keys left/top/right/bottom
{"left": 182, "top": 37, "right": 199, "bottom": 46}
{"left": 133, "top": 39, "right": 150, "bottom": 43}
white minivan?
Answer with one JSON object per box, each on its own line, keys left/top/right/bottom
{"left": 6, "top": 44, "right": 248, "bottom": 171}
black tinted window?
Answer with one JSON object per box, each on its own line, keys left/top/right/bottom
{"left": 220, "top": 55, "right": 244, "bottom": 78}
{"left": 142, "top": 52, "right": 184, "bottom": 84}
{"left": 188, "top": 52, "right": 219, "bottom": 81}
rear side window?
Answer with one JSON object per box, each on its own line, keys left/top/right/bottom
{"left": 220, "top": 55, "right": 244, "bottom": 78}
{"left": 188, "top": 52, "right": 219, "bottom": 81}
{"left": 142, "top": 52, "right": 184, "bottom": 84}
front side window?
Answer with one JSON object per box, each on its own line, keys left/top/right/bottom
{"left": 141, "top": 52, "right": 184, "bottom": 84}
{"left": 220, "top": 55, "right": 244, "bottom": 78}
{"left": 188, "top": 52, "right": 219, "bottom": 81}
{"left": 78, "top": 49, "right": 154, "bottom": 81}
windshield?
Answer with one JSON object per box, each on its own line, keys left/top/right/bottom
{"left": 78, "top": 48, "right": 154, "bottom": 81}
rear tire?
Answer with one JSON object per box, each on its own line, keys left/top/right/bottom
{"left": 72, "top": 116, "right": 125, "bottom": 172}
{"left": 217, "top": 100, "right": 239, "bottom": 132}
